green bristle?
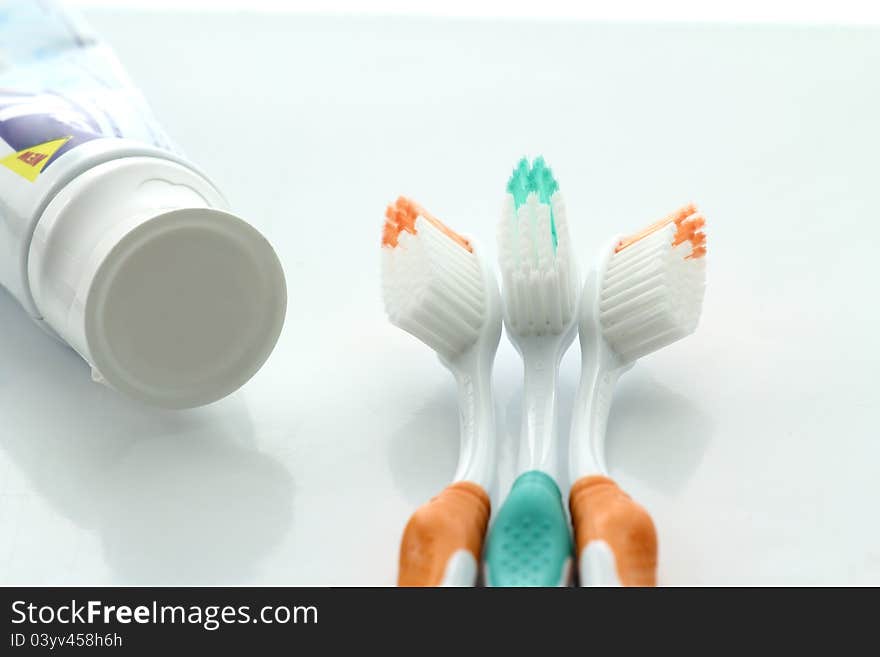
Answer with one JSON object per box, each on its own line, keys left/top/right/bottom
{"left": 529, "top": 156, "right": 559, "bottom": 251}
{"left": 506, "top": 156, "right": 560, "bottom": 252}
{"left": 529, "top": 156, "right": 559, "bottom": 204}
{"left": 506, "top": 157, "right": 532, "bottom": 210}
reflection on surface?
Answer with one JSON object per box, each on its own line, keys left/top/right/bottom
{"left": 96, "top": 434, "right": 292, "bottom": 583}
{"left": 0, "top": 289, "right": 293, "bottom": 584}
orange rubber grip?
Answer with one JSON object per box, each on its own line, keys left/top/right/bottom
{"left": 397, "top": 481, "right": 491, "bottom": 587}
{"left": 569, "top": 475, "right": 658, "bottom": 587}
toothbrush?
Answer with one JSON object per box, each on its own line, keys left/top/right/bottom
{"left": 569, "top": 204, "right": 707, "bottom": 586}
{"left": 381, "top": 196, "right": 502, "bottom": 587}
{"left": 484, "top": 157, "right": 579, "bottom": 586}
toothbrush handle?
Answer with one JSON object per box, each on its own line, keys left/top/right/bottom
{"left": 397, "top": 481, "right": 490, "bottom": 587}
{"left": 569, "top": 475, "right": 658, "bottom": 587}
{"left": 484, "top": 471, "right": 572, "bottom": 587}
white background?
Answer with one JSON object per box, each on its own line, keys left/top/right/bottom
{"left": 1, "top": 4, "right": 879, "bottom": 585}
{"left": 68, "top": 0, "right": 880, "bottom": 23}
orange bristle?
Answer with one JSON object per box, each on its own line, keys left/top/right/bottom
{"left": 381, "top": 196, "right": 473, "bottom": 253}
{"left": 615, "top": 203, "right": 706, "bottom": 260}
{"left": 382, "top": 196, "right": 419, "bottom": 248}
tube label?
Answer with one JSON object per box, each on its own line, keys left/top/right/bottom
{"left": 0, "top": 92, "right": 102, "bottom": 181}
{"left": 0, "top": 4, "right": 177, "bottom": 183}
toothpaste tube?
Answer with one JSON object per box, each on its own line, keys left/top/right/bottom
{"left": 0, "top": 2, "right": 287, "bottom": 408}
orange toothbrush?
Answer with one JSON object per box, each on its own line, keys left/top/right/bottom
{"left": 381, "top": 197, "right": 501, "bottom": 586}
{"left": 569, "top": 205, "right": 707, "bottom": 586}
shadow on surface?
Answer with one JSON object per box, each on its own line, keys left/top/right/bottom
{"left": 0, "top": 290, "right": 293, "bottom": 584}
{"left": 387, "top": 390, "right": 459, "bottom": 507}
{"left": 500, "top": 358, "right": 711, "bottom": 496}
{"left": 606, "top": 372, "right": 713, "bottom": 494}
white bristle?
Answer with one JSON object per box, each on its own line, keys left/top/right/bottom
{"left": 382, "top": 216, "right": 485, "bottom": 360}
{"left": 498, "top": 191, "right": 577, "bottom": 336}
{"left": 599, "top": 222, "right": 706, "bottom": 362}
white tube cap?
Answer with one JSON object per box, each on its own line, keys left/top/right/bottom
{"left": 28, "top": 156, "right": 287, "bottom": 409}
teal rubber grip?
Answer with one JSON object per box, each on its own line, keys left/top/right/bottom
{"left": 484, "top": 470, "right": 573, "bottom": 586}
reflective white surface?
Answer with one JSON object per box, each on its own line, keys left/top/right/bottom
{"left": 1, "top": 11, "right": 879, "bottom": 585}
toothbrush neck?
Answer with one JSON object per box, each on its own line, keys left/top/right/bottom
{"left": 450, "top": 360, "right": 495, "bottom": 492}
{"left": 517, "top": 345, "right": 562, "bottom": 479}
{"left": 569, "top": 355, "right": 621, "bottom": 482}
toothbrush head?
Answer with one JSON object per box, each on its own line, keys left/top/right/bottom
{"left": 381, "top": 197, "right": 488, "bottom": 361}
{"left": 598, "top": 204, "right": 707, "bottom": 363}
{"left": 498, "top": 156, "right": 578, "bottom": 337}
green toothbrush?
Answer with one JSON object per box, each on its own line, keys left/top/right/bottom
{"left": 484, "top": 157, "right": 578, "bottom": 586}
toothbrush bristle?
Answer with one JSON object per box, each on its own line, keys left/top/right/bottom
{"left": 381, "top": 197, "right": 485, "bottom": 359}
{"left": 600, "top": 205, "right": 707, "bottom": 362}
{"left": 498, "top": 157, "right": 577, "bottom": 336}
{"left": 383, "top": 196, "right": 472, "bottom": 253}
{"left": 615, "top": 203, "right": 706, "bottom": 260}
